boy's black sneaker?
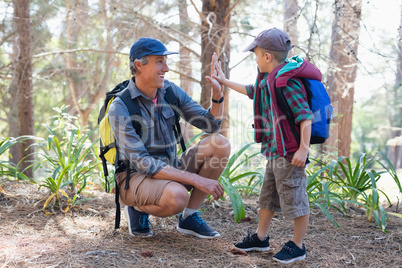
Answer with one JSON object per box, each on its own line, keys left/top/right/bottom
{"left": 124, "top": 206, "right": 153, "bottom": 237}
{"left": 234, "top": 232, "right": 270, "bottom": 252}
{"left": 273, "top": 240, "right": 306, "bottom": 263}
{"left": 177, "top": 212, "right": 220, "bottom": 239}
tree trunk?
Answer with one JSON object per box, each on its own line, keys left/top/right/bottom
{"left": 65, "top": 0, "right": 113, "bottom": 128}
{"left": 65, "top": 0, "right": 87, "bottom": 125}
{"left": 395, "top": 2, "right": 402, "bottom": 137}
{"left": 14, "top": 0, "right": 34, "bottom": 177}
{"left": 178, "top": 0, "right": 194, "bottom": 143}
{"left": 396, "top": 2, "right": 402, "bottom": 87}
{"left": 387, "top": 3, "right": 402, "bottom": 169}
{"left": 283, "top": 0, "right": 298, "bottom": 56}
{"left": 9, "top": 23, "right": 20, "bottom": 165}
{"left": 201, "top": 0, "right": 231, "bottom": 138}
{"left": 326, "top": 0, "right": 362, "bottom": 158}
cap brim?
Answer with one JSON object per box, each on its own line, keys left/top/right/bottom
{"left": 149, "top": 50, "right": 179, "bottom": 56}
{"left": 162, "top": 51, "right": 179, "bottom": 56}
{"left": 242, "top": 41, "right": 257, "bottom": 52}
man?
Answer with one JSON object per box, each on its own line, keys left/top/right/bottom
{"left": 108, "top": 37, "right": 230, "bottom": 238}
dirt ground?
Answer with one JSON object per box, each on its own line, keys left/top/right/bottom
{"left": 0, "top": 180, "right": 401, "bottom": 268}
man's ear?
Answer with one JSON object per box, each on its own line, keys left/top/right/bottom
{"left": 134, "top": 60, "right": 142, "bottom": 70}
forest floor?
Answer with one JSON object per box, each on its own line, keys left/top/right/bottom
{"left": 0, "top": 179, "right": 401, "bottom": 268}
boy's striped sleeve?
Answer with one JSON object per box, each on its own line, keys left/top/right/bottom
{"left": 283, "top": 79, "right": 314, "bottom": 124}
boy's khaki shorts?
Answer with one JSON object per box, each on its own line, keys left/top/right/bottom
{"left": 259, "top": 156, "right": 310, "bottom": 220}
{"left": 115, "top": 143, "right": 201, "bottom": 207}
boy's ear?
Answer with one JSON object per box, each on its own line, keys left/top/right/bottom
{"left": 264, "top": 52, "right": 272, "bottom": 63}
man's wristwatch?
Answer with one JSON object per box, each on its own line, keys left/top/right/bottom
{"left": 211, "top": 96, "right": 224, "bottom": 103}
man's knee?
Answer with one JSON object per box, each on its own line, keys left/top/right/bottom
{"left": 205, "top": 134, "right": 231, "bottom": 157}
{"left": 160, "top": 183, "right": 189, "bottom": 214}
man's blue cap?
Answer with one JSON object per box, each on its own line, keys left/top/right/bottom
{"left": 129, "top": 37, "right": 178, "bottom": 62}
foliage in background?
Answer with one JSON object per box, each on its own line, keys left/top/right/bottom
{"left": 305, "top": 159, "right": 348, "bottom": 228}
{"left": 219, "top": 142, "right": 262, "bottom": 223}
{"left": 351, "top": 98, "right": 389, "bottom": 162}
{"left": 312, "top": 152, "right": 401, "bottom": 232}
{"left": 34, "top": 107, "right": 100, "bottom": 213}
{"left": 0, "top": 136, "right": 33, "bottom": 181}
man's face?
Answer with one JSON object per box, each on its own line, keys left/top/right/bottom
{"left": 139, "top": 55, "right": 169, "bottom": 89}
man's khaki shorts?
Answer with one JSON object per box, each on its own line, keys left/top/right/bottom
{"left": 258, "top": 156, "right": 310, "bottom": 220}
{"left": 115, "top": 143, "right": 201, "bottom": 207}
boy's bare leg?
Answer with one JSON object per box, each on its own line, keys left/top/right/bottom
{"left": 256, "top": 208, "right": 275, "bottom": 240}
{"left": 292, "top": 214, "right": 309, "bottom": 248}
{"left": 187, "top": 134, "right": 230, "bottom": 209}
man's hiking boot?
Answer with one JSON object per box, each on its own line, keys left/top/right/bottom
{"left": 124, "top": 206, "right": 153, "bottom": 237}
{"left": 177, "top": 212, "right": 220, "bottom": 239}
{"left": 273, "top": 240, "right": 306, "bottom": 264}
{"left": 234, "top": 231, "right": 270, "bottom": 252}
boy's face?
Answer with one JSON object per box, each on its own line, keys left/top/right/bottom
{"left": 254, "top": 47, "right": 271, "bottom": 73}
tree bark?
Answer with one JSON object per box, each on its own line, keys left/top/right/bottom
{"left": 396, "top": 2, "right": 402, "bottom": 87}
{"left": 14, "top": 0, "right": 34, "bottom": 177}
{"left": 326, "top": 0, "right": 362, "bottom": 158}
{"left": 65, "top": 0, "right": 113, "bottom": 128}
{"left": 201, "top": 0, "right": 232, "bottom": 138}
{"left": 283, "top": 0, "right": 298, "bottom": 57}
{"left": 178, "top": 0, "right": 194, "bottom": 143}
{"left": 9, "top": 21, "right": 20, "bottom": 165}
{"left": 388, "top": 3, "right": 402, "bottom": 169}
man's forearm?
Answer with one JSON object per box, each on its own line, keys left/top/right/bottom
{"left": 152, "top": 164, "right": 224, "bottom": 200}
{"left": 152, "top": 165, "right": 201, "bottom": 185}
{"left": 210, "top": 90, "right": 224, "bottom": 120}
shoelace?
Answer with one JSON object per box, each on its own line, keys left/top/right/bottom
{"left": 241, "top": 227, "right": 254, "bottom": 243}
{"left": 283, "top": 243, "right": 294, "bottom": 253}
{"left": 191, "top": 212, "right": 206, "bottom": 225}
{"left": 139, "top": 214, "right": 150, "bottom": 229}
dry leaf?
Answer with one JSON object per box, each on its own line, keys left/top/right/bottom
{"left": 140, "top": 251, "right": 154, "bottom": 257}
{"left": 230, "top": 247, "right": 247, "bottom": 256}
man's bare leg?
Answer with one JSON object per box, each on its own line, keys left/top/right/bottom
{"left": 186, "top": 134, "right": 230, "bottom": 210}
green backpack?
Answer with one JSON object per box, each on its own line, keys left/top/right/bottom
{"left": 98, "top": 79, "right": 186, "bottom": 229}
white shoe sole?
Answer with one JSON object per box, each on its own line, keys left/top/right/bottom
{"left": 177, "top": 227, "right": 221, "bottom": 239}
{"left": 234, "top": 246, "right": 270, "bottom": 252}
{"left": 273, "top": 254, "right": 306, "bottom": 263}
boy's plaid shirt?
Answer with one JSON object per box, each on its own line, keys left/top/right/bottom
{"left": 246, "top": 73, "right": 313, "bottom": 159}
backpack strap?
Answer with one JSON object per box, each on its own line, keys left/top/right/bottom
{"left": 274, "top": 81, "right": 302, "bottom": 146}
{"left": 118, "top": 88, "right": 143, "bottom": 137}
{"left": 113, "top": 88, "right": 142, "bottom": 229}
{"left": 275, "top": 79, "right": 311, "bottom": 164}
{"left": 164, "top": 86, "right": 186, "bottom": 153}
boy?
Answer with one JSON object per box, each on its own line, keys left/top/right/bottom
{"left": 213, "top": 28, "right": 322, "bottom": 263}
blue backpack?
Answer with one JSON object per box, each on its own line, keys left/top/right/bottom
{"left": 275, "top": 78, "right": 333, "bottom": 145}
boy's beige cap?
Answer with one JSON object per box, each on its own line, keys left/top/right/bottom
{"left": 243, "top": 28, "right": 294, "bottom": 52}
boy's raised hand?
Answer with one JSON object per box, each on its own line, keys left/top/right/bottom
{"left": 211, "top": 53, "right": 227, "bottom": 84}
{"left": 205, "top": 52, "right": 224, "bottom": 95}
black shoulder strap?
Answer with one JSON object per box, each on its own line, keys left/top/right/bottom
{"left": 274, "top": 84, "right": 301, "bottom": 145}
{"left": 113, "top": 87, "right": 141, "bottom": 229}
{"left": 164, "top": 86, "right": 186, "bottom": 153}
{"left": 118, "top": 88, "right": 142, "bottom": 136}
